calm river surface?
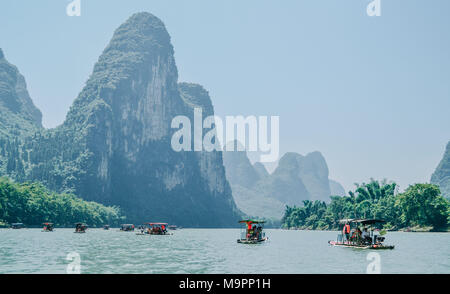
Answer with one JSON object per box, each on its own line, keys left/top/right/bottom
{"left": 0, "top": 229, "right": 448, "bottom": 274}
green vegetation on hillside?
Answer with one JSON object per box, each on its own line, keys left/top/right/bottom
{"left": 0, "top": 177, "right": 124, "bottom": 227}
{"left": 282, "top": 180, "right": 449, "bottom": 231}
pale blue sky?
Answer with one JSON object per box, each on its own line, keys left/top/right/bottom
{"left": 0, "top": 0, "right": 449, "bottom": 192}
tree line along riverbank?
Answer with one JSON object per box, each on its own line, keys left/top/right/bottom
{"left": 282, "top": 180, "right": 449, "bottom": 232}
{"left": 0, "top": 177, "right": 124, "bottom": 227}
{"left": 1, "top": 177, "right": 449, "bottom": 231}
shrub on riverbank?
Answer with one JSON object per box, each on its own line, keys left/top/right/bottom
{"left": 282, "top": 180, "right": 450, "bottom": 232}
{"left": 0, "top": 177, "right": 124, "bottom": 227}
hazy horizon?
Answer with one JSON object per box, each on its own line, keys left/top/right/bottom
{"left": 1, "top": 0, "right": 449, "bottom": 193}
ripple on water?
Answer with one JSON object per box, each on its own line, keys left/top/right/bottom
{"left": 0, "top": 229, "right": 448, "bottom": 273}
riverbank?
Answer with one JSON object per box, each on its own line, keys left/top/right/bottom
{"left": 398, "top": 226, "right": 450, "bottom": 232}
{"left": 283, "top": 226, "right": 449, "bottom": 232}
{"left": 282, "top": 182, "right": 449, "bottom": 233}
{"left": 0, "top": 177, "right": 124, "bottom": 227}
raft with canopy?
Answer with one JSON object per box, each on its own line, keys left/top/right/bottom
{"left": 42, "top": 222, "right": 54, "bottom": 232}
{"left": 11, "top": 223, "right": 24, "bottom": 229}
{"left": 74, "top": 222, "right": 87, "bottom": 233}
{"left": 144, "top": 223, "right": 171, "bottom": 235}
{"left": 237, "top": 220, "right": 268, "bottom": 244}
{"left": 328, "top": 219, "right": 394, "bottom": 249}
{"left": 120, "top": 224, "right": 135, "bottom": 231}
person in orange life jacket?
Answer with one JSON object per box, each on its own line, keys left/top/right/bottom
{"left": 343, "top": 223, "right": 351, "bottom": 243}
{"left": 247, "top": 223, "right": 253, "bottom": 239}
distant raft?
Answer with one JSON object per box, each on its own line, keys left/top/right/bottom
{"left": 74, "top": 222, "right": 87, "bottom": 233}
{"left": 120, "top": 224, "right": 135, "bottom": 231}
{"left": 42, "top": 222, "right": 54, "bottom": 232}
{"left": 145, "top": 223, "right": 171, "bottom": 235}
{"left": 11, "top": 223, "right": 25, "bottom": 229}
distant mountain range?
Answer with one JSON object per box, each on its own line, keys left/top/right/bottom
{"left": 0, "top": 13, "right": 241, "bottom": 227}
{"left": 431, "top": 141, "right": 450, "bottom": 199}
{"left": 223, "top": 143, "right": 345, "bottom": 219}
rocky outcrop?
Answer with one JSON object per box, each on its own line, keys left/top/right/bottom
{"left": 431, "top": 141, "right": 450, "bottom": 199}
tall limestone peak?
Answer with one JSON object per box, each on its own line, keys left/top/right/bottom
{"left": 275, "top": 152, "right": 304, "bottom": 173}
{"left": 223, "top": 142, "right": 285, "bottom": 219}
{"left": 93, "top": 11, "right": 176, "bottom": 87}
{"left": 272, "top": 151, "right": 331, "bottom": 201}
{"left": 298, "top": 151, "right": 329, "bottom": 179}
{"left": 64, "top": 12, "right": 239, "bottom": 226}
{"left": 269, "top": 152, "right": 311, "bottom": 205}
{"left": 431, "top": 141, "right": 450, "bottom": 199}
{"left": 66, "top": 12, "right": 180, "bottom": 133}
{"left": 2, "top": 13, "right": 240, "bottom": 226}
{"left": 297, "top": 151, "right": 331, "bottom": 201}
{"left": 223, "top": 140, "right": 261, "bottom": 189}
{"left": 0, "top": 48, "right": 42, "bottom": 138}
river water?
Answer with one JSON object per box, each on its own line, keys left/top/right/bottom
{"left": 0, "top": 228, "right": 448, "bottom": 274}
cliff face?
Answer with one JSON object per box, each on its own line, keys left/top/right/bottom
{"left": 431, "top": 141, "right": 450, "bottom": 199}
{"left": 292, "top": 152, "right": 332, "bottom": 202}
{"left": 222, "top": 141, "right": 260, "bottom": 189}
{"left": 265, "top": 153, "right": 312, "bottom": 205}
{"left": 224, "top": 150, "right": 344, "bottom": 219}
{"left": 0, "top": 13, "right": 240, "bottom": 226}
{"left": 253, "top": 162, "right": 269, "bottom": 179}
{"left": 329, "top": 179, "right": 346, "bottom": 196}
{"left": 223, "top": 142, "right": 285, "bottom": 219}
{"left": 0, "top": 48, "right": 42, "bottom": 139}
